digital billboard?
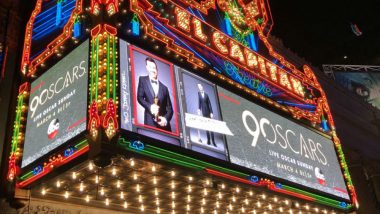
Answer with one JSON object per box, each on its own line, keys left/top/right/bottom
{"left": 217, "top": 87, "right": 350, "bottom": 200}
{"left": 120, "top": 41, "right": 349, "bottom": 199}
{"left": 334, "top": 72, "right": 380, "bottom": 110}
{"left": 22, "top": 40, "right": 89, "bottom": 168}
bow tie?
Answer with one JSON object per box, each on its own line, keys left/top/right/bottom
{"left": 151, "top": 80, "right": 158, "bottom": 84}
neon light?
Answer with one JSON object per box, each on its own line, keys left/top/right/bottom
{"left": 118, "top": 139, "right": 352, "bottom": 210}
{"left": 248, "top": 33, "right": 258, "bottom": 51}
{"left": 174, "top": 7, "right": 191, "bottom": 32}
{"left": 131, "top": 14, "right": 140, "bottom": 36}
{"left": 18, "top": 140, "right": 89, "bottom": 187}
{"left": 192, "top": 18, "right": 207, "bottom": 42}
{"left": 22, "top": 0, "right": 83, "bottom": 76}
{"left": 7, "top": 83, "right": 29, "bottom": 181}
{"left": 223, "top": 15, "right": 233, "bottom": 36}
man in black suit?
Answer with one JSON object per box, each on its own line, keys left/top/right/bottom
{"left": 137, "top": 57, "right": 173, "bottom": 131}
{"left": 197, "top": 83, "right": 216, "bottom": 147}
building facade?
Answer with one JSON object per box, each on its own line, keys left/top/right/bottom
{"left": 1, "top": 0, "right": 379, "bottom": 214}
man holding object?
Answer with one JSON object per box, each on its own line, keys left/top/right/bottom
{"left": 137, "top": 57, "right": 173, "bottom": 132}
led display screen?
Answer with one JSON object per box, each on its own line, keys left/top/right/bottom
{"left": 217, "top": 87, "right": 349, "bottom": 200}
{"left": 120, "top": 40, "right": 349, "bottom": 200}
{"left": 22, "top": 40, "right": 89, "bottom": 168}
{"left": 334, "top": 72, "right": 380, "bottom": 110}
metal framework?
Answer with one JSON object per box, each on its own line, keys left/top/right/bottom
{"left": 323, "top": 64, "right": 380, "bottom": 79}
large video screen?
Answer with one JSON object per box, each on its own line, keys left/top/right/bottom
{"left": 22, "top": 40, "right": 89, "bottom": 168}
{"left": 217, "top": 87, "right": 349, "bottom": 200}
{"left": 119, "top": 40, "right": 349, "bottom": 199}
{"left": 334, "top": 71, "right": 380, "bottom": 110}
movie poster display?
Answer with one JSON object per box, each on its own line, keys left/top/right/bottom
{"left": 22, "top": 40, "right": 89, "bottom": 168}
{"left": 217, "top": 87, "right": 350, "bottom": 200}
{"left": 124, "top": 44, "right": 181, "bottom": 145}
{"left": 176, "top": 68, "right": 229, "bottom": 160}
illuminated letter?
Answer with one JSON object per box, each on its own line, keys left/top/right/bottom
{"left": 244, "top": 49, "right": 258, "bottom": 69}
{"left": 242, "top": 110, "right": 260, "bottom": 147}
{"left": 229, "top": 40, "right": 245, "bottom": 64}
{"left": 266, "top": 62, "right": 278, "bottom": 82}
{"left": 260, "top": 118, "right": 276, "bottom": 144}
{"left": 212, "top": 31, "right": 228, "bottom": 54}
{"left": 174, "top": 7, "right": 190, "bottom": 32}
{"left": 192, "top": 18, "right": 207, "bottom": 42}
{"left": 290, "top": 76, "right": 305, "bottom": 97}
{"left": 278, "top": 69, "right": 292, "bottom": 90}
{"left": 258, "top": 57, "right": 268, "bottom": 76}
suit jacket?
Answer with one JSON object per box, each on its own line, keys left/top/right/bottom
{"left": 137, "top": 75, "right": 173, "bottom": 131}
{"left": 198, "top": 91, "right": 213, "bottom": 117}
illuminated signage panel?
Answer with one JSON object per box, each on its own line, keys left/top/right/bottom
{"left": 217, "top": 87, "right": 349, "bottom": 200}
{"left": 120, "top": 41, "right": 349, "bottom": 199}
{"left": 22, "top": 40, "right": 89, "bottom": 168}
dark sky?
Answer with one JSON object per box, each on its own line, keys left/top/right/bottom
{"left": 269, "top": 0, "right": 380, "bottom": 67}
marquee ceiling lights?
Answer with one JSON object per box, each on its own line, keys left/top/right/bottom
{"left": 34, "top": 156, "right": 339, "bottom": 214}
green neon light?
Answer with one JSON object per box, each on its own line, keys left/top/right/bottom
{"left": 283, "top": 185, "right": 351, "bottom": 209}
{"left": 112, "top": 36, "right": 117, "bottom": 101}
{"left": 106, "top": 35, "right": 110, "bottom": 99}
{"left": 11, "top": 94, "right": 23, "bottom": 153}
{"left": 90, "top": 39, "right": 95, "bottom": 102}
{"left": 74, "top": 139, "right": 88, "bottom": 149}
{"left": 20, "top": 171, "right": 33, "bottom": 180}
{"left": 95, "top": 36, "right": 99, "bottom": 99}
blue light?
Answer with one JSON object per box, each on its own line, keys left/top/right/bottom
{"left": 321, "top": 119, "right": 329, "bottom": 132}
{"left": 131, "top": 141, "right": 145, "bottom": 151}
{"left": 64, "top": 147, "right": 74, "bottom": 157}
{"left": 249, "top": 175, "right": 259, "bottom": 183}
{"left": 56, "top": 1, "right": 62, "bottom": 26}
{"left": 339, "top": 202, "right": 347, "bottom": 208}
{"left": 277, "top": 100, "right": 316, "bottom": 111}
{"left": 33, "top": 166, "right": 43, "bottom": 175}
{"left": 248, "top": 33, "right": 258, "bottom": 51}
{"left": 32, "top": 0, "right": 76, "bottom": 41}
{"left": 146, "top": 13, "right": 211, "bottom": 65}
{"left": 73, "top": 21, "right": 81, "bottom": 38}
{"left": 224, "top": 16, "right": 233, "bottom": 36}
{"left": 275, "top": 183, "right": 283, "bottom": 189}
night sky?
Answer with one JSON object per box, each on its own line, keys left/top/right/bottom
{"left": 269, "top": 0, "right": 380, "bottom": 67}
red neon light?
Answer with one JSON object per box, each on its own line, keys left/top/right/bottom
{"left": 7, "top": 154, "right": 18, "bottom": 181}
{"left": 91, "top": 24, "right": 117, "bottom": 37}
{"left": 18, "top": 82, "right": 30, "bottom": 94}
{"left": 205, "top": 168, "right": 265, "bottom": 187}
{"left": 88, "top": 101, "right": 100, "bottom": 131}
{"left": 91, "top": 0, "right": 119, "bottom": 15}
{"left": 102, "top": 99, "right": 119, "bottom": 129}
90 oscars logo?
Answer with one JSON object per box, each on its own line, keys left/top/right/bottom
{"left": 242, "top": 110, "right": 328, "bottom": 166}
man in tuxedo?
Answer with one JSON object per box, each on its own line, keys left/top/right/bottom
{"left": 137, "top": 57, "right": 173, "bottom": 131}
{"left": 197, "top": 83, "right": 216, "bottom": 147}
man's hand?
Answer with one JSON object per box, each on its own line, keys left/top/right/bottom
{"left": 150, "top": 104, "right": 159, "bottom": 116}
{"left": 158, "top": 116, "right": 168, "bottom": 127}
{"left": 210, "top": 113, "right": 213, "bottom": 118}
